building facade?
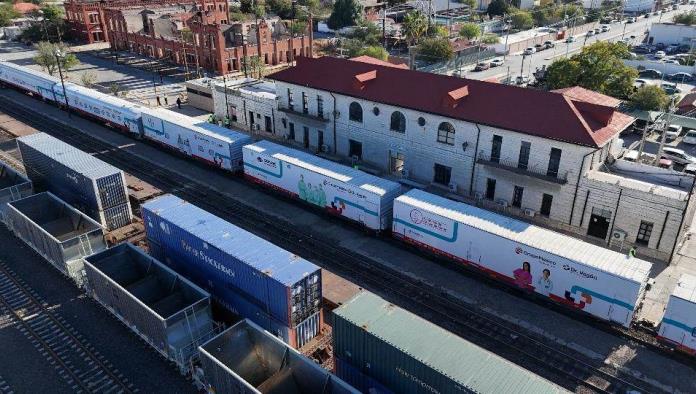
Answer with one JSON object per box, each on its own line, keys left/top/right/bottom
{"left": 102, "top": 4, "right": 312, "bottom": 75}
{"left": 262, "top": 56, "right": 695, "bottom": 262}
{"left": 648, "top": 22, "right": 696, "bottom": 46}
{"left": 211, "top": 77, "right": 278, "bottom": 135}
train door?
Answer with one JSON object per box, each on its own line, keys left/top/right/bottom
{"left": 607, "top": 302, "right": 630, "bottom": 326}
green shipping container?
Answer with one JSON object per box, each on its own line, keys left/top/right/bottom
{"left": 332, "top": 291, "right": 569, "bottom": 394}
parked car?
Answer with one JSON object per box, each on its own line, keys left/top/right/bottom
{"left": 543, "top": 40, "right": 555, "bottom": 49}
{"left": 661, "top": 83, "right": 682, "bottom": 95}
{"left": 663, "top": 59, "right": 681, "bottom": 64}
{"left": 673, "top": 3, "right": 680, "bottom": 9}
{"left": 654, "top": 51, "right": 666, "bottom": 59}
{"left": 662, "top": 147, "right": 696, "bottom": 165}
{"left": 639, "top": 69, "right": 663, "bottom": 78}
{"left": 524, "top": 47, "right": 536, "bottom": 55}
{"left": 664, "top": 124, "right": 683, "bottom": 141}
{"left": 565, "top": 36, "right": 576, "bottom": 43}
{"left": 601, "top": 25, "right": 611, "bottom": 32}
{"left": 627, "top": 17, "right": 637, "bottom": 23}
{"left": 515, "top": 75, "right": 530, "bottom": 85}
{"left": 586, "top": 30, "right": 595, "bottom": 36}
{"left": 490, "top": 58, "right": 504, "bottom": 67}
{"left": 684, "top": 163, "right": 696, "bottom": 175}
{"left": 683, "top": 130, "right": 696, "bottom": 145}
{"left": 534, "top": 43, "right": 545, "bottom": 52}
{"left": 634, "top": 79, "right": 648, "bottom": 88}
{"left": 668, "top": 72, "right": 694, "bottom": 82}
{"left": 474, "top": 62, "right": 490, "bottom": 71}
{"left": 594, "top": 28, "right": 602, "bottom": 34}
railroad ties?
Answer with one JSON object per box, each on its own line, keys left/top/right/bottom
{"left": 0, "top": 262, "right": 136, "bottom": 394}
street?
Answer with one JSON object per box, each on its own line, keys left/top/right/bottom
{"left": 467, "top": 5, "right": 696, "bottom": 82}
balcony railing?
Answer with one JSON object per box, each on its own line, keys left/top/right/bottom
{"left": 278, "top": 105, "right": 329, "bottom": 123}
{"left": 476, "top": 151, "right": 568, "bottom": 184}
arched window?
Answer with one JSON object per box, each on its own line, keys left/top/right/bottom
{"left": 349, "top": 102, "right": 363, "bottom": 123}
{"left": 437, "top": 122, "right": 455, "bottom": 145}
{"left": 390, "top": 111, "right": 406, "bottom": 133}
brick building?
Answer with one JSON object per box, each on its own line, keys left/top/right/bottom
{"left": 102, "top": 4, "right": 312, "bottom": 75}
{"left": 63, "top": 0, "right": 228, "bottom": 44}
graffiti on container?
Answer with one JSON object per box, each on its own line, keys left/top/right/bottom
{"left": 180, "top": 239, "right": 235, "bottom": 278}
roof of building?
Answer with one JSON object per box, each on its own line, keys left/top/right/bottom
{"left": 349, "top": 55, "right": 409, "bottom": 69}
{"left": 269, "top": 56, "right": 633, "bottom": 148}
{"left": 552, "top": 86, "right": 622, "bottom": 108}
{"left": 677, "top": 92, "right": 696, "bottom": 110}
{"left": 334, "top": 291, "right": 569, "bottom": 393}
{"left": 13, "top": 2, "right": 40, "bottom": 13}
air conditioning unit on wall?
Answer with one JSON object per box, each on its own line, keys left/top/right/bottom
{"left": 524, "top": 208, "right": 536, "bottom": 217}
{"left": 612, "top": 229, "right": 627, "bottom": 242}
{"left": 448, "top": 182, "right": 457, "bottom": 193}
{"left": 496, "top": 199, "right": 508, "bottom": 208}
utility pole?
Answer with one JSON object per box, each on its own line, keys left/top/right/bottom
{"left": 54, "top": 49, "right": 71, "bottom": 118}
{"left": 502, "top": 15, "right": 511, "bottom": 62}
{"left": 519, "top": 53, "right": 525, "bottom": 83}
{"left": 655, "top": 97, "right": 677, "bottom": 166}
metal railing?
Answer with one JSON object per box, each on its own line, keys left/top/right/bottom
{"left": 476, "top": 151, "right": 568, "bottom": 184}
{"left": 277, "top": 105, "right": 330, "bottom": 123}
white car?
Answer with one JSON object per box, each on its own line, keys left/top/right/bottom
{"left": 490, "top": 58, "right": 505, "bottom": 67}
{"left": 664, "top": 124, "right": 682, "bottom": 141}
{"left": 523, "top": 47, "right": 536, "bottom": 55}
{"left": 654, "top": 51, "right": 666, "bottom": 59}
{"left": 684, "top": 163, "right": 696, "bottom": 175}
{"left": 601, "top": 25, "right": 611, "bottom": 32}
{"left": 683, "top": 130, "right": 696, "bottom": 144}
{"left": 661, "top": 147, "right": 696, "bottom": 165}
{"left": 663, "top": 59, "right": 681, "bottom": 64}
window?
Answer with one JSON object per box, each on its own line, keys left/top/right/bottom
{"left": 512, "top": 186, "right": 524, "bottom": 208}
{"left": 288, "top": 123, "right": 295, "bottom": 140}
{"left": 349, "top": 140, "right": 362, "bottom": 159}
{"left": 317, "top": 130, "right": 324, "bottom": 148}
{"left": 349, "top": 102, "right": 363, "bottom": 122}
{"left": 287, "top": 88, "right": 294, "bottom": 110}
{"left": 491, "top": 135, "right": 502, "bottom": 163}
{"left": 390, "top": 111, "right": 406, "bottom": 133}
{"left": 547, "top": 148, "right": 562, "bottom": 177}
{"left": 437, "top": 122, "right": 455, "bottom": 145}
{"left": 264, "top": 116, "right": 272, "bottom": 132}
{"left": 485, "top": 178, "right": 496, "bottom": 200}
{"left": 518, "top": 141, "right": 531, "bottom": 170}
{"left": 433, "top": 164, "right": 452, "bottom": 185}
{"left": 636, "top": 221, "right": 653, "bottom": 245}
{"left": 302, "top": 92, "right": 308, "bottom": 114}
{"left": 390, "top": 151, "right": 404, "bottom": 174}
{"left": 418, "top": 117, "right": 426, "bottom": 126}
{"left": 317, "top": 96, "right": 324, "bottom": 118}
{"left": 540, "top": 194, "right": 553, "bottom": 217}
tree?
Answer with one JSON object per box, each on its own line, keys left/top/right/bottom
{"left": 459, "top": 23, "right": 481, "bottom": 40}
{"left": 416, "top": 37, "right": 454, "bottom": 64}
{"left": 109, "top": 83, "right": 121, "bottom": 96}
{"left": 487, "top": 0, "right": 509, "bottom": 17}
{"left": 33, "top": 41, "right": 79, "bottom": 76}
{"left": 510, "top": 11, "right": 533, "bottom": 30}
{"left": 481, "top": 33, "right": 500, "bottom": 44}
{"left": 464, "top": 0, "right": 477, "bottom": 11}
{"left": 402, "top": 11, "right": 428, "bottom": 45}
{"left": 674, "top": 11, "right": 696, "bottom": 25}
{"left": 327, "top": 0, "right": 361, "bottom": 29}
{"left": 432, "top": 25, "right": 450, "bottom": 39}
{"left": 80, "top": 71, "right": 97, "bottom": 87}
{"left": 631, "top": 85, "right": 670, "bottom": 111}
{"left": 356, "top": 46, "right": 389, "bottom": 61}
{"left": 0, "top": 4, "right": 20, "bottom": 27}
{"left": 545, "top": 42, "right": 638, "bottom": 98}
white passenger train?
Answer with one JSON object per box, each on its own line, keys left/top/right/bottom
{"left": 3, "top": 60, "right": 695, "bottom": 355}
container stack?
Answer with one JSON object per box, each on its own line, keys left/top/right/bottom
{"left": 198, "top": 319, "right": 359, "bottom": 394}
{"left": 141, "top": 194, "right": 323, "bottom": 349}
{"left": 17, "top": 133, "right": 132, "bottom": 231}
{"left": 0, "top": 159, "right": 33, "bottom": 223}
{"left": 333, "top": 291, "right": 568, "bottom": 394}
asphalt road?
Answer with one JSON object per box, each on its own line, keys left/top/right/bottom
{"left": 467, "top": 5, "right": 696, "bottom": 82}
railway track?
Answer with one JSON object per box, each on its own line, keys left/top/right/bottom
{"left": 0, "top": 95, "right": 660, "bottom": 393}
{"left": 0, "top": 261, "right": 136, "bottom": 394}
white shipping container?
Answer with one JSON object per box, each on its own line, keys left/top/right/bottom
{"left": 658, "top": 274, "right": 696, "bottom": 354}
{"left": 392, "top": 189, "right": 652, "bottom": 327}
{"left": 0, "top": 61, "right": 59, "bottom": 101}
{"left": 243, "top": 140, "right": 402, "bottom": 231}
{"left": 141, "top": 108, "right": 252, "bottom": 172}
{"left": 56, "top": 83, "right": 143, "bottom": 135}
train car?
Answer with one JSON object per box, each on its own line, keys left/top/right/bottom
{"left": 0, "top": 159, "right": 33, "bottom": 223}
{"left": 140, "top": 107, "right": 252, "bottom": 172}
{"left": 658, "top": 274, "right": 696, "bottom": 355}
{"left": 17, "top": 133, "right": 133, "bottom": 231}
{"left": 84, "top": 243, "right": 218, "bottom": 371}
{"left": 197, "top": 319, "right": 359, "bottom": 394}
{"left": 5, "top": 192, "right": 107, "bottom": 286}
{"left": 333, "top": 291, "right": 568, "bottom": 394}
{"left": 141, "top": 194, "right": 323, "bottom": 349}
{"left": 55, "top": 83, "right": 143, "bottom": 135}
{"left": 392, "top": 189, "right": 652, "bottom": 328}
{"left": 0, "top": 61, "right": 59, "bottom": 101}
{"left": 242, "top": 140, "right": 402, "bottom": 231}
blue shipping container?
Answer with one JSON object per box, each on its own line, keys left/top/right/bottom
{"left": 141, "top": 194, "right": 322, "bottom": 327}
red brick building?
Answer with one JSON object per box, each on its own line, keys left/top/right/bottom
{"left": 64, "top": 0, "right": 228, "bottom": 44}
{"left": 103, "top": 4, "right": 312, "bottom": 75}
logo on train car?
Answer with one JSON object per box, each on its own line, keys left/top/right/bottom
{"left": 180, "top": 239, "right": 235, "bottom": 278}
{"left": 409, "top": 209, "right": 447, "bottom": 233}
{"left": 514, "top": 246, "right": 557, "bottom": 268}
{"left": 256, "top": 155, "right": 277, "bottom": 169}
{"left": 562, "top": 264, "right": 598, "bottom": 280}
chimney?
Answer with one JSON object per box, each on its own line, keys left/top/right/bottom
{"left": 353, "top": 70, "right": 377, "bottom": 90}
{"left": 443, "top": 85, "right": 469, "bottom": 108}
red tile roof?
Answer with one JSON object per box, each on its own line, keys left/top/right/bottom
{"left": 552, "top": 86, "right": 622, "bottom": 108}
{"left": 350, "top": 55, "right": 409, "bottom": 69}
{"left": 13, "top": 2, "right": 40, "bottom": 13}
{"left": 269, "top": 57, "right": 632, "bottom": 148}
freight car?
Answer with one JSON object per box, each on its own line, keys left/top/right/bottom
{"left": 141, "top": 194, "right": 322, "bottom": 349}
{"left": 658, "top": 273, "right": 696, "bottom": 354}
{"left": 140, "top": 107, "right": 252, "bottom": 172}
{"left": 333, "top": 291, "right": 568, "bottom": 394}
{"left": 197, "top": 319, "right": 358, "bottom": 394}
{"left": 0, "top": 61, "right": 60, "bottom": 101}
{"left": 0, "top": 159, "right": 32, "bottom": 222}
{"left": 243, "top": 140, "right": 402, "bottom": 231}
{"left": 17, "top": 133, "right": 133, "bottom": 231}
{"left": 392, "top": 189, "right": 652, "bottom": 328}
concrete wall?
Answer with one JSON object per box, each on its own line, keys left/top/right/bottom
{"left": 624, "top": 59, "right": 696, "bottom": 75}
{"left": 647, "top": 23, "right": 696, "bottom": 46}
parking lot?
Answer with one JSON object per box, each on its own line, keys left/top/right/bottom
{"left": 623, "top": 124, "right": 696, "bottom": 170}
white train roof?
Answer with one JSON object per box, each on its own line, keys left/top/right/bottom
{"left": 397, "top": 189, "right": 652, "bottom": 283}
{"left": 672, "top": 273, "right": 696, "bottom": 303}
{"left": 0, "top": 61, "right": 61, "bottom": 82}
{"left": 140, "top": 106, "right": 250, "bottom": 145}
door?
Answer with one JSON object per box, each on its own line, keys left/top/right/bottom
{"left": 317, "top": 130, "right": 324, "bottom": 149}
{"left": 491, "top": 135, "right": 502, "bottom": 163}
{"left": 303, "top": 126, "right": 309, "bottom": 149}
{"left": 433, "top": 164, "right": 452, "bottom": 185}
{"left": 349, "top": 140, "right": 362, "bottom": 160}
{"left": 249, "top": 111, "right": 255, "bottom": 128}
{"left": 512, "top": 185, "right": 524, "bottom": 208}
{"left": 587, "top": 208, "right": 611, "bottom": 239}
{"left": 390, "top": 151, "right": 404, "bottom": 174}
{"left": 288, "top": 123, "right": 295, "bottom": 140}
{"left": 485, "top": 178, "right": 496, "bottom": 200}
